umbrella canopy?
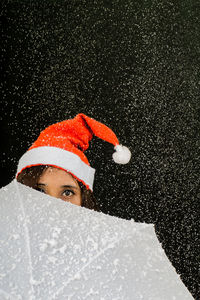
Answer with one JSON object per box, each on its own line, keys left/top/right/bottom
{"left": 0, "top": 180, "right": 193, "bottom": 300}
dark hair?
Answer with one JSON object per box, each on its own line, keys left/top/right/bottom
{"left": 17, "top": 165, "right": 100, "bottom": 211}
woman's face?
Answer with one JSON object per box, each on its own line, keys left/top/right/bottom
{"left": 36, "top": 167, "right": 82, "bottom": 206}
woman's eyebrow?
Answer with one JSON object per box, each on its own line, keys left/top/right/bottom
{"left": 61, "top": 185, "right": 78, "bottom": 189}
{"left": 37, "top": 183, "right": 46, "bottom": 186}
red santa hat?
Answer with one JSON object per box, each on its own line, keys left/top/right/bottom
{"left": 16, "top": 113, "right": 131, "bottom": 191}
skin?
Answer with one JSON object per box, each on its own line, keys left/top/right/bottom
{"left": 36, "top": 167, "right": 82, "bottom": 206}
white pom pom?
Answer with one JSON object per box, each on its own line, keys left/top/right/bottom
{"left": 112, "top": 145, "right": 131, "bottom": 164}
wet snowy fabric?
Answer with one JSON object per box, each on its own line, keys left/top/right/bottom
{"left": 0, "top": 181, "right": 193, "bottom": 300}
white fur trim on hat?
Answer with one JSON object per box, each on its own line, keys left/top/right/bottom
{"left": 17, "top": 146, "right": 95, "bottom": 191}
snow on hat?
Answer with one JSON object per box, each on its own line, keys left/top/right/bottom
{"left": 16, "top": 113, "right": 131, "bottom": 191}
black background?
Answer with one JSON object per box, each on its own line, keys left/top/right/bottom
{"left": 1, "top": 0, "right": 200, "bottom": 298}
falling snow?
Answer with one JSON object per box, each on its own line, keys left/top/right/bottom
{"left": 1, "top": 0, "right": 200, "bottom": 298}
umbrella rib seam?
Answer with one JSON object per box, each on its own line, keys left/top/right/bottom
{"left": 15, "top": 180, "right": 35, "bottom": 298}
{"left": 53, "top": 234, "right": 131, "bottom": 298}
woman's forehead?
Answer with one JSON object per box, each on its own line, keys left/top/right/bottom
{"left": 40, "top": 166, "right": 79, "bottom": 186}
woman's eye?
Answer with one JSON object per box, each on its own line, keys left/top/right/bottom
{"left": 36, "top": 187, "right": 46, "bottom": 194}
{"left": 63, "top": 189, "right": 74, "bottom": 197}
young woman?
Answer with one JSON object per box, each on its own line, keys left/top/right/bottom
{"left": 16, "top": 113, "right": 131, "bottom": 211}
{"left": 17, "top": 165, "right": 99, "bottom": 211}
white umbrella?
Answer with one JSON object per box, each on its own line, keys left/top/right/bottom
{"left": 0, "top": 180, "right": 193, "bottom": 300}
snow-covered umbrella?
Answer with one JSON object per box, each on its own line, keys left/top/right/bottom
{"left": 0, "top": 180, "right": 193, "bottom": 300}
